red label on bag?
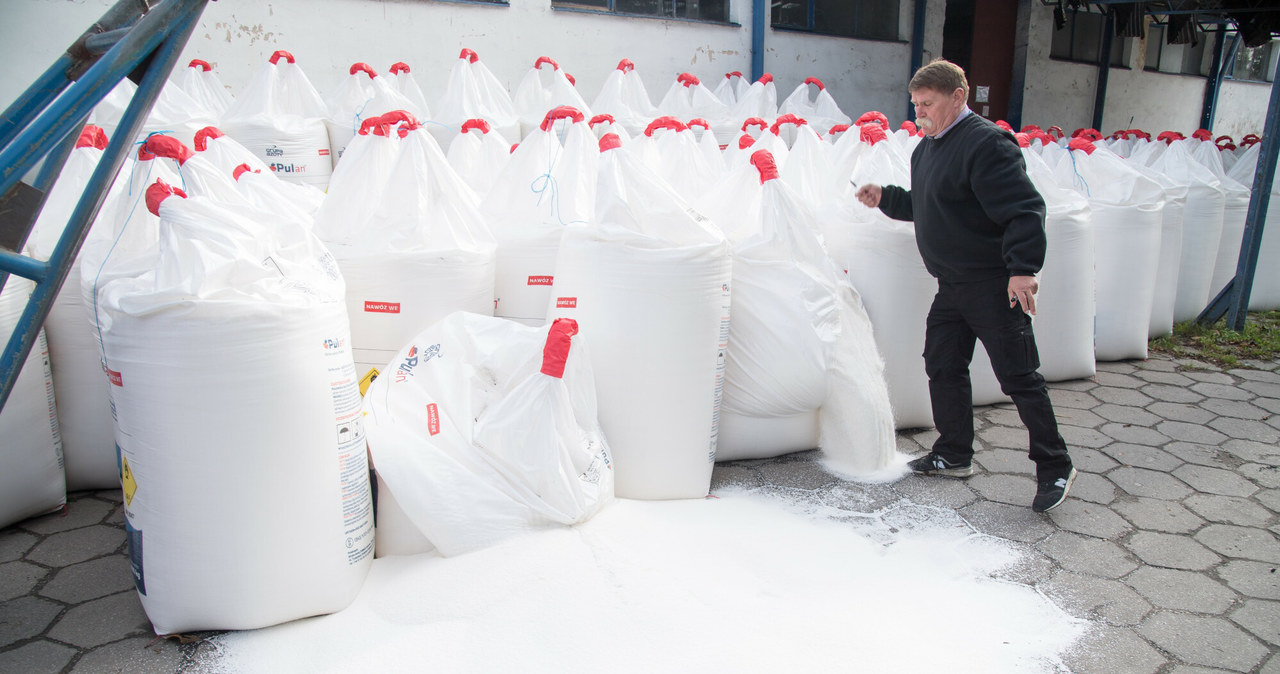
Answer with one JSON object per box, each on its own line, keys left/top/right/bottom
{"left": 426, "top": 403, "right": 440, "bottom": 436}
{"left": 556, "top": 297, "right": 577, "bottom": 308}
{"left": 106, "top": 368, "right": 123, "bottom": 387}
{"left": 318, "top": 148, "right": 330, "bottom": 156}
{"left": 364, "top": 301, "right": 401, "bottom": 314}
{"left": 527, "top": 275, "right": 554, "bottom": 286}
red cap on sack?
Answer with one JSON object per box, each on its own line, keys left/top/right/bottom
{"left": 194, "top": 126, "right": 224, "bottom": 152}
{"left": 1241, "top": 133, "right": 1261, "bottom": 146}
{"left": 76, "top": 125, "right": 108, "bottom": 150}
{"left": 145, "top": 179, "right": 187, "bottom": 216}
{"left": 380, "top": 110, "right": 418, "bottom": 127}
{"left": 617, "top": 59, "right": 635, "bottom": 73}
{"left": 1156, "top": 130, "right": 1185, "bottom": 144}
{"left": 534, "top": 56, "right": 560, "bottom": 71}
{"left": 996, "top": 120, "right": 1013, "bottom": 131}
{"left": 726, "top": 71, "right": 743, "bottom": 79}
{"left": 541, "top": 318, "right": 579, "bottom": 379}
{"left": 1030, "top": 130, "right": 1053, "bottom": 145}
{"left": 397, "top": 119, "right": 422, "bottom": 138}
{"left": 1109, "top": 129, "right": 1129, "bottom": 140}
{"left": 757, "top": 73, "right": 774, "bottom": 84}
{"left": 855, "top": 111, "right": 889, "bottom": 128}
{"left": 359, "top": 114, "right": 394, "bottom": 137}
{"left": 188, "top": 59, "right": 212, "bottom": 72}
{"left": 750, "top": 150, "right": 779, "bottom": 184}
{"left": 1192, "top": 128, "right": 1213, "bottom": 141}
{"left": 269, "top": 50, "right": 295, "bottom": 65}
{"left": 770, "top": 114, "right": 807, "bottom": 135}
{"left": 741, "top": 118, "right": 768, "bottom": 132}
{"left": 461, "top": 119, "right": 491, "bottom": 135}
{"left": 1014, "top": 132, "right": 1032, "bottom": 148}
{"left": 738, "top": 133, "right": 755, "bottom": 150}
{"left": 589, "top": 114, "right": 616, "bottom": 128}
{"left": 1021, "top": 124, "right": 1042, "bottom": 133}
{"left": 860, "top": 123, "right": 888, "bottom": 145}
{"left": 803, "top": 77, "right": 825, "bottom": 91}
{"left": 1215, "top": 134, "right": 1234, "bottom": 145}
{"left": 138, "top": 135, "right": 194, "bottom": 165}
{"left": 899, "top": 120, "right": 918, "bottom": 135}
{"left": 687, "top": 118, "right": 710, "bottom": 130}
{"left": 349, "top": 62, "right": 378, "bottom": 78}
{"left": 599, "top": 133, "right": 623, "bottom": 153}
{"left": 829, "top": 123, "right": 852, "bottom": 135}
{"left": 1047, "top": 125, "right": 1065, "bottom": 139}
{"left": 540, "top": 106, "right": 585, "bottom": 132}
{"left": 389, "top": 62, "right": 411, "bottom": 75}
{"left": 459, "top": 48, "right": 479, "bottom": 63}
{"left": 565, "top": 73, "right": 576, "bottom": 85}
{"left": 232, "top": 163, "right": 260, "bottom": 181}
{"left": 510, "top": 143, "right": 519, "bottom": 154}
{"left": 677, "top": 72, "right": 700, "bottom": 87}
{"left": 644, "top": 116, "right": 688, "bottom": 137}
{"left": 1218, "top": 141, "right": 1237, "bottom": 151}
{"left": 1068, "top": 137, "right": 1097, "bottom": 154}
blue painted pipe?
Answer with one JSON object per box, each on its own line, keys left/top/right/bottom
{"left": 751, "top": 0, "right": 765, "bottom": 82}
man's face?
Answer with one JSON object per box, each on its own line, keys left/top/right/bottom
{"left": 911, "top": 86, "right": 967, "bottom": 136}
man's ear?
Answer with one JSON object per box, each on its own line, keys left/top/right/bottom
{"left": 954, "top": 87, "right": 967, "bottom": 103}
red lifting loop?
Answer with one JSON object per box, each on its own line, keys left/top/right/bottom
{"left": 829, "top": 123, "right": 851, "bottom": 135}
{"left": 138, "top": 135, "right": 194, "bottom": 165}
{"left": 1218, "top": 141, "right": 1237, "bottom": 151}
{"left": 269, "top": 50, "right": 295, "bottom": 65}
{"left": 899, "top": 120, "right": 918, "bottom": 135}
{"left": 726, "top": 71, "right": 743, "bottom": 79}
{"left": 1021, "top": 124, "right": 1042, "bottom": 133}
{"left": 539, "top": 106, "right": 585, "bottom": 132}
{"left": 741, "top": 117, "right": 768, "bottom": 132}
{"left": 738, "top": 133, "right": 755, "bottom": 150}
{"left": 598, "top": 133, "right": 623, "bottom": 153}
{"left": 1156, "top": 130, "right": 1185, "bottom": 144}
{"left": 855, "top": 111, "right": 889, "bottom": 128}
{"left": 359, "top": 115, "right": 389, "bottom": 136}
{"left": 232, "top": 163, "right": 260, "bottom": 181}
{"left": 803, "top": 77, "right": 825, "bottom": 91}
{"left": 749, "top": 150, "right": 779, "bottom": 183}
{"left": 510, "top": 143, "right": 519, "bottom": 154}
{"left": 380, "top": 109, "right": 418, "bottom": 126}
{"left": 534, "top": 56, "right": 560, "bottom": 70}
{"left": 145, "top": 179, "right": 187, "bottom": 216}
{"left": 389, "top": 62, "right": 411, "bottom": 75}
{"left": 1068, "top": 137, "right": 1097, "bottom": 154}
{"left": 644, "top": 116, "right": 689, "bottom": 137}
{"left": 461, "top": 119, "right": 492, "bottom": 135}
{"left": 860, "top": 123, "right": 887, "bottom": 145}
{"left": 616, "top": 59, "right": 635, "bottom": 73}
{"left": 1192, "top": 128, "right": 1213, "bottom": 141}
{"left": 757, "top": 73, "right": 773, "bottom": 84}
{"left": 1047, "top": 126, "right": 1064, "bottom": 139}
{"left": 194, "top": 126, "right": 224, "bottom": 152}
{"left": 996, "top": 120, "right": 1013, "bottom": 131}
{"left": 1215, "top": 134, "right": 1234, "bottom": 145}
{"left": 770, "top": 114, "right": 807, "bottom": 135}
{"left": 687, "top": 118, "right": 710, "bottom": 130}
{"left": 677, "top": 72, "right": 700, "bottom": 87}
{"left": 1014, "top": 132, "right": 1032, "bottom": 148}
{"left": 589, "top": 114, "right": 616, "bottom": 127}
{"left": 76, "top": 125, "right": 108, "bottom": 150}
{"left": 349, "top": 62, "right": 377, "bottom": 78}
{"left": 566, "top": 73, "right": 576, "bottom": 85}
{"left": 397, "top": 120, "right": 422, "bottom": 138}
{"left": 188, "top": 59, "right": 211, "bottom": 72}
{"left": 459, "top": 48, "right": 479, "bottom": 63}
{"left": 541, "top": 318, "right": 579, "bottom": 378}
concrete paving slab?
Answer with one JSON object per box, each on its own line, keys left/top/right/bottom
{"left": 1111, "top": 496, "right": 1206, "bottom": 533}
{"left": 1066, "top": 472, "right": 1117, "bottom": 505}
{"left": 18, "top": 499, "right": 112, "bottom": 536}
{"left": 1126, "top": 531, "right": 1222, "bottom": 570}
{"left": 982, "top": 407, "right": 1024, "bottom": 428}
{"left": 1216, "top": 560, "right": 1280, "bottom": 600}
{"left": 1035, "top": 531, "right": 1139, "bottom": 578}
{"left": 1068, "top": 447, "right": 1120, "bottom": 473}
{"left": 1039, "top": 570, "right": 1151, "bottom": 625}
{"left": 1097, "top": 361, "right": 1138, "bottom": 374}
{"left": 1182, "top": 369, "right": 1232, "bottom": 384}
{"left": 1174, "top": 465, "right": 1260, "bottom": 497}
{"left": 1164, "top": 667, "right": 1237, "bottom": 674}
{"left": 756, "top": 459, "right": 839, "bottom": 491}
{"left": 1191, "top": 381, "right": 1256, "bottom": 401}
{"left": 24, "top": 526, "right": 124, "bottom": 568}
{"left": 0, "top": 561, "right": 47, "bottom": 603}
{"left": 67, "top": 635, "right": 184, "bottom": 674}
{"left": 810, "top": 482, "right": 901, "bottom": 514}
{"left": 1210, "top": 416, "right": 1280, "bottom": 444}
{"left": 39, "top": 556, "right": 136, "bottom": 605}
{"left": 1048, "top": 388, "right": 1103, "bottom": 409}
{"left": 1142, "top": 383, "right": 1207, "bottom": 404}
{"left": 966, "top": 473, "right": 1034, "bottom": 506}
{"left": 1240, "top": 464, "right": 1280, "bottom": 490}
{"left": 1265, "top": 654, "right": 1280, "bottom": 674}
{"left": 709, "top": 465, "right": 762, "bottom": 491}
{"left": 1164, "top": 442, "right": 1241, "bottom": 469}
{"left": 0, "top": 640, "right": 76, "bottom": 674}
{"left": 1093, "top": 387, "right": 1154, "bottom": 407}
{"left": 1229, "top": 598, "right": 1280, "bottom": 647}
{"left": 1183, "top": 494, "right": 1272, "bottom": 527}
{"left": 986, "top": 544, "right": 1055, "bottom": 585}
{"left": 1138, "top": 611, "right": 1268, "bottom": 672}
{"left": 1045, "top": 499, "right": 1132, "bottom": 540}
{"left": 1053, "top": 407, "right": 1106, "bottom": 429}
{"left": 1228, "top": 368, "right": 1280, "bottom": 384}
{"left": 1108, "top": 466, "right": 1193, "bottom": 499}
{"left": 1156, "top": 420, "right": 1229, "bottom": 444}
{"left": 1094, "top": 371, "right": 1145, "bottom": 389}
{"left": 1101, "top": 443, "right": 1184, "bottom": 471}
{"left": 1147, "top": 401, "right": 1215, "bottom": 424}
{"left": 1126, "top": 566, "right": 1238, "bottom": 613}
{"left": 1133, "top": 370, "right": 1195, "bottom": 386}
{"left": 1257, "top": 488, "right": 1280, "bottom": 513}
{"left": 972, "top": 448, "right": 1036, "bottom": 475}
{"left": 1061, "top": 623, "right": 1166, "bottom": 674}
{"left": 976, "top": 424, "right": 1030, "bottom": 450}
{"left": 1100, "top": 422, "right": 1172, "bottom": 446}
{"left": 46, "top": 591, "right": 151, "bottom": 649}
{"left": 888, "top": 474, "right": 978, "bottom": 509}
{"left": 959, "top": 500, "right": 1055, "bottom": 543}
{"left": 1058, "top": 425, "right": 1114, "bottom": 449}
{"left": 0, "top": 530, "right": 37, "bottom": 564}
{"left": 1093, "top": 403, "right": 1161, "bottom": 425}
{"left": 1195, "top": 524, "right": 1280, "bottom": 563}
{"left": 1240, "top": 380, "right": 1280, "bottom": 399}
{"left": 1198, "top": 398, "right": 1271, "bottom": 420}
{"left": 0, "top": 596, "right": 63, "bottom": 648}
{"left": 1221, "top": 438, "right": 1280, "bottom": 465}
{"left": 1049, "top": 377, "right": 1100, "bottom": 391}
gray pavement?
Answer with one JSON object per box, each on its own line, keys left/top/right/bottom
{"left": 2, "top": 351, "right": 1279, "bottom": 672}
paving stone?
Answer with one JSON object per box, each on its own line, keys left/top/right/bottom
{"left": 1148, "top": 402, "right": 1216, "bottom": 424}
{"left": 1045, "top": 499, "right": 1132, "bottom": 540}
{"left": 1196, "top": 524, "right": 1280, "bottom": 563}
{"left": 0, "top": 596, "right": 62, "bottom": 647}
{"left": 1222, "top": 439, "right": 1280, "bottom": 465}
{"left": 1217, "top": 560, "right": 1280, "bottom": 600}
{"left": 1126, "top": 531, "right": 1222, "bottom": 570}
{"left": 908, "top": 428, "right": 939, "bottom": 448}
{"left": 18, "top": 499, "right": 112, "bottom": 536}
{"left": 1035, "top": 531, "right": 1138, "bottom": 578}
{"left": 1240, "top": 464, "right": 1280, "bottom": 490}
{"left": 103, "top": 503, "right": 125, "bottom": 528}
{"left": 812, "top": 482, "right": 901, "bottom": 514}
{"left": 1135, "top": 370, "right": 1196, "bottom": 386}
{"left": 1098, "top": 361, "right": 1139, "bottom": 374}
{"left": 1210, "top": 416, "right": 1280, "bottom": 443}
{"left": 1241, "top": 380, "right": 1280, "bottom": 399}
{"left": 94, "top": 489, "right": 124, "bottom": 503}
{"left": 39, "top": 556, "right": 136, "bottom": 604}
{"left": 1039, "top": 571, "right": 1151, "bottom": 625}
{"left": 975, "top": 425, "right": 1028, "bottom": 450}
{"left": 67, "top": 634, "right": 186, "bottom": 674}
{"left": 1258, "top": 489, "right": 1280, "bottom": 513}
{"left": 1256, "top": 396, "right": 1280, "bottom": 415}
{"left": 1165, "top": 442, "right": 1241, "bottom": 469}
{"left": 1112, "top": 497, "right": 1205, "bottom": 534}
{"left": 959, "top": 500, "right": 1055, "bottom": 543}
{"left": 1126, "top": 566, "right": 1238, "bottom": 613}
{"left": 1069, "top": 472, "right": 1117, "bottom": 505}
{"left": 1049, "top": 378, "right": 1099, "bottom": 392}
{"left": 1061, "top": 623, "right": 1166, "bottom": 674}
{"left": 1048, "top": 388, "right": 1102, "bottom": 409}
{"left": 1068, "top": 447, "right": 1120, "bottom": 473}
{"left": 965, "top": 473, "right": 1034, "bottom": 506}
{"left": 1264, "top": 653, "right": 1280, "bottom": 674}
{"left": 1093, "top": 403, "right": 1162, "bottom": 426}
{"left": 24, "top": 526, "right": 123, "bottom": 568}
{"left": 987, "top": 544, "right": 1056, "bottom": 586}
{"left": 0, "top": 560, "right": 47, "bottom": 602}
{"left": 46, "top": 591, "right": 150, "bottom": 649}
{"left": 1093, "top": 387, "right": 1155, "bottom": 407}
{"left": 1143, "top": 383, "right": 1208, "bottom": 404}
{"left": 1184, "top": 494, "right": 1273, "bottom": 527}
{"left": 1183, "top": 369, "right": 1231, "bottom": 383}
{"left": 1052, "top": 407, "right": 1106, "bottom": 429}
{"left": 1139, "top": 611, "right": 1268, "bottom": 671}
{"left": 1230, "top": 368, "right": 1280, "bottom": 384}
{"left": 1100, "top": 443, "right": 1183, "bottom": 471}
{"left": 1156, "top": 421, "right": 1229, "bottom": 445}
{"left": 1200, "top": 398, "right": 1272, "bottom": 420}
{"left": 1191, "top": 381, "right": 1256, "bottom": 401}
{"left": 0, "top": 640, "right": 76, "bottom": 674}
{"left": 1229, "top": 598, "right": 1280, "bottom": 647}
{"left": 1164, "top": 666, "right": 1236, "bottom": 674}
{"left": 1139, "top": 356, "right": 1180, "bottom": 371}
{"left": 756, "top": 460, "right": 838, "bottom": 491}
{"left": 888, "top": 474, "right": 977, "bottom": 509}
{"left": 1108, "top": 466, "right": 1193, "bottom": 499}
{"left": 709, "top": 465, "right": 762, "bottom": 492}
{"left": 1095, "top": 371, "right": 1144, "bottom": 388}
{"left": 972, "top": 448, "right": 1035, "bottom": 475}
{"left": 981, "top": 407, "right": 1024, "bottom": 427}
{"left": 0, "top": 530, "right": 38, "bottom": 564}
{"left": 1173, "top": 465, "right": 1260, "bottom": 498}
{"left": 1100, "top": 422, "right": 1171, "bottom": 446}
{"left": 1059, "top": 424, "right": 1114, "bottom": 449}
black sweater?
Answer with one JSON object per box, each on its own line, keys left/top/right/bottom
{"left": 878, "top": 113, "right": 1047, "bottom": 283}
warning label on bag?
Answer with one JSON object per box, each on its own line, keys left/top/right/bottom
{"left": 364, "top": 301, "right": 401, "bottom": 314}
{"left": 106, "top": 367, "right": 123, "bottom": 387}
{"left": 358, "top": 367, "right": 379, "bottom": 396}
{"left": 527, "top": 275, "right": 554, "bottom": 286}
{"left": 121, "top": 455, "right": 137, "bottom": 506}
{"left": 327, "top": 342, "right": 374, "bottom": 565}
{"left": 426, "top": 403, "right": 440, "bottom": 435}
{"left": 556, "top": 297, "right": 577, "bottom": 308}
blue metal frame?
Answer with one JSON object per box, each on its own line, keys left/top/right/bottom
{"left": 0, "top": 0, "right": 210, "bottom": 414}
{"left": 1091, "top": 10, "right": 1115, "bottom": 131}
{"left": 752, "top": 0, "right": 766, "bottom": 82}
{"left": 908, "top": 0, "right": 927, "bottom": 122}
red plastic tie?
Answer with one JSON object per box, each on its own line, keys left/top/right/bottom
{"left": 1047, "top": 126, "right": 1064, "bottom": 139}
{"left": 677, "top": 72, "right": 701, "bottom": 87}
{"left": 1191, "top": 129, "right": 1213, "bottom": 141}
{"left": 770, "top": 114, "right": 807, "bottom": 135}
{"left": 830, "top": 123, "right": 852, "bottom": 135}
{"left": 803, "top": 77, "right": 825, "bottom": 91}
{"left": 1068, "top": 137, "right": 1097, "bottom": 155}
{"left": 349, "top": 62, "right": 377, "bottom": 78}
{"left": 855, "top": 111, "right": 889, "bottom": 128}
{"left": 534, "top": 56, "right": 560, "bottom": 71}
{"left": 539, "top": 106, "right": 585, "bottom": 132}
{"left": 687, "top": 118, "right": 710, "bottom": 130}
{"left": 389, "top": 62, "right": 411, "bottom": 75}
{"left": 269, "top": 50, "right": 295, "bottom": 65}
{"left": 232, "top": 163, "right": 260, "bottom": 181}
{"left": 598, "top": 133, "right": 623, "bottom": 153}
{"left": 644, "top": 116, "right": 689, "bottom": 137}
{"left": 589, "top": 114, "right": 616, "bottom": 128}
{"left": 757, "top": 73, "right": 774, "bottom": 84}
{"left": 510, "top": 143, "right": 519, "bottom": 154}
{"left": 359, "top": 114, "right": 391, "bottom": 137}
{"left": 741, "top": 117, "right": 768, "bottom": 132}
{"left": 749, "top": 150, "right": 779, "bottom": 183}
{"left": 1156, "top": 130, "right": 1185, "bottom": 145}
{"left": 996, "top": 120, "right": 1013, "bottom": 131}
{"left": 188, "top": 59, "right": 211, "bottom": 72}
{"left": 726, "top": 71, "right": 743, "bottom": 79}
{"left": 541, "top": 318, "right": 579, "bottom": 378}
{"left": 860, "top": 123, "right": 888, "bottom": 145}
{"left": 193, "top": 126, "right": 224, "bottom": 152}
{"left": 617, "top": 59, "right": 635, "bottom": 73}
{"left": 459, "top": 48, "right": 479, "bottom": 63}
{"left": 899, "top": 120, "right": 918, "bottom": 135}
{"left": 461, "top": 119, "right": 491, "bottom": 135}
{"left": 76, "top": 125, "right": 108, "bottom": 150}
{"left": 1014, "top": 132, "right": 1031, "bottom": 148}
{"left": 138, "top": 135, "right": 194, "bottom": 165}
{"left": 145, "top": 179, "right": 187, "bottom": 216}
{"left": 565, "top": 73, "right": 576, "bottom": 86}
{"left": 1021, "top": 124, "right": 1043, "bottom": 133}
{"left": 737, "top": 133, "right": 755, "bottom": 150}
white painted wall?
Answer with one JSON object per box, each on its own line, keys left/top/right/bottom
{"left": 1217, "top": 80, "right": 1273, "bottom": 141}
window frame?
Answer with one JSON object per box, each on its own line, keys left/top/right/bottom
{"left": 769, "top": 0, "right": 904, "bottom": 44}
{"left": 550, "top": 0, "right": 735, "bottom": 26}
{"left": 1143, "top": 22, "right": 1209, "bottom": 78}
{"left": 1224, "top": 34, "right": 1279, "bottom": 84}
{"left": 1049, "top": 8, "right": 1130, "bottom": 69}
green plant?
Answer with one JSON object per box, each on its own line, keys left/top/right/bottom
{"left": 1149, "top": 310, "right": 1280, "bottom": 368}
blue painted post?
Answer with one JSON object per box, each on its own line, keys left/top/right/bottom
{"left": 1226, "top": 56, "right": 1280, "bottom": 331}
{"left": 1092, "top": 10, "right": 1114, "bottom": 131}
{"left": 751, "top": 0, "right": 765, "bottom": 82}
{"left": 909, "top": 0, "right": 928, "bottom": 122}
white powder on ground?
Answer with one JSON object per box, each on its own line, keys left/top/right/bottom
{"left": 195, "top": 492, "right": 1084, "bottom": 674}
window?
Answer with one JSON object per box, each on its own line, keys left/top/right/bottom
{"left": 551, "top": 0, "right": 729, "bottom": 22}
{"left": 1230, "top": 38, "right": 1278, "bottom": 82}
{"left": 1143, "top": 23, "right": 1208, "bottom": 76}
{"left": 1050, "top": 9, "right": 1128, "bottom": 67}
{"left": 771, "top": 1, "right": 900, "bottom": 42}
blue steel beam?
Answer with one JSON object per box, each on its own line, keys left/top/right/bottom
{"left": 909, "top": 0, "right": 928, "bottom": 122}
{"left": 751, "top": 0, "right": 766, "bottom": 82}
{"left": 1092, "top": 10, "right": 1115, "bottom": 131}
{"left": 0, "top": 0, "right": 210, "bottom": 414}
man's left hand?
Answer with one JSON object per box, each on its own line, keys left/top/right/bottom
{"left": 1009, "top": 275, "right": 1038, "bottom": 316}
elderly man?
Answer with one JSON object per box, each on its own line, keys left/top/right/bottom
{"left": 856, "top": 59, "right": 1075, "bottom": 512}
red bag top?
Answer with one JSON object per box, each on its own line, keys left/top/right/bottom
{"left": 725, "top": 71, "right": 743, "bottom": 79}
{"left": 1014, "top": 132, "right": 1031, "bottom": 148}
{"left": 1021, "top": 124, "right": 1042, "bottom": 133}
{"left": 687, "top": 118, "right": 710, "bottom": 130}
{"left": 510, "top": 143, "right": 519, "bottom": 154}
{"left": 855, "top": 111, "right": 889, "bottom": 128}
{"left": 349, "top": 62, "right": 378, "bottom": 78}
{"left": 194, "top": 126, "right": 224, "bottom": 152}
{"left": 461, "top": 119, "right": 492, "bottom": 135}
{"left": 1071, "top": 128, "right": 1103, "bottom": 141}
{"left": 232, "top": 163, "right": 260, "bottom": 181}
{"left": 1156, "top": 130, "right": 1185, "bottom": 144}
{"left": 749, "top": 149, "right": 779, "bottom": 183}
{"left": 677, "top": 72, "right": 701, "bottom": 87}
{"left": 540, "top": 106, "right": 585, "bottom": 132}
{"left": 996, "top": 120, "right": 1013, "bottom": 131}
{"left": 389, "top": 62, "right": 411, "bottom": 75}
{"left": 138, "top": 135, "right": 194, "bottom": 165}
{"left": 757, "top": 73, "right": 773, "bottom": 84}
{"left": 899, "top": 120, "right": 918, "bottom": 135}
{"left": 803, "top": 77, "right": 825, "bottom": 91}
{"left": 269, "top": 50, "right": 295, "bottom": 65}
{"left": 565, "top": 73, "right": 576, "bottom": 86}
{"left": 644, "top": 116, "right": 688, "bottom": 136}
{"left": 1047, "top": 126, "right": 1064, "bottom": 139}
{"left": 1242, "top": 133, "right": 1261, "bottom": 146}
{"left": 145, "top": 179, "right": 187, "bottom": 216}
{"left": 617, "top": 59, "right": 635, "bottom": 73}
{"left": 1191, "top": 128, "right": 1213, "bottom": 141}
{"left": 541, "top": 318, "right": 579, "bottom": 378}
{"left": 459, "top": 48, "right": 479, "bottom": 63}
{"left": 770, "top": 114, "right": 807, "bottom": 135}
{"left": 1068, "top": 137, "right": 1097, "bottom": 154}
{"left": 860, "top": 123, "right": 888, "bottom": 145}
{"left": 76, "top": 125, "right": 108, "bottom": 150}
{"left": 188, "top": 59, "right": 211, "bottom": 72}
{"left": 598, "top": 133, "right": 622, "bottom": 153}
{"left": 738, "top": 133, "right": 755, "bottom": 150}
{"left": 741, "top": 117, "right": 768, "bottom": 132}
{"left": 829, "top": 123, "right": 852, "bottom": 135}
{"left": 589, "top": 114, "right": 616, "bottom": 128}
{"left": 535, "top": 56, "right": 560, "bottom": 71}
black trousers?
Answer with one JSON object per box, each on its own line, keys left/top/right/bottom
{"left": 923, "top": 277, "right": 1072, "bottom": 478}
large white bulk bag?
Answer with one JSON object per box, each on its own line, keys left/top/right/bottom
{"left": 89, "top": 77, "right": 212, "bottom": 150}
{"left": 99, "top": 181, "right": 371, "bottom": 634}
{"left": 483, "top": 107, "right": 597, "bottom": 324}
{"left": 221, "top": 51, "right": 333, "bottom": 189}
{"left": 172, "top": 59, "right": 234, "bottom": 117}
{"left": 26, "top": 126, "right": 115, "bottom": 490}
{"left": 365, "top": 315, "right": 613, "bottom": 557}
{"left": 1144, "top": 140, "right": 1224, "bottom": 323}
{"left": 1226, "top": 142, "right": 1280, "bottom": 309}
{"left": 631, "top": 117, "right": 720, "bottom": 204}
{"left": 0, "top": 276, "right": 64, "bottom": 529}
{"left": 446, "top": 119, "right": 512, "bottom": 197}
{"left": 588, "top": 59, "right": 658, "bottom": 138}
{"left": 193, "top": 126, "right": 271, "bottom": 175}
{"left": 547, "top": 133, "right": 731, "bottom": 499}
{"left": 1052, "top": 143, "right": 1164, "bottom": 361}
{"left": 688, "top": 119, "right": 727, "bottom": 175}
{"left": 315, "top": 116, "right": 495, "bottom": 377}
{"left": 711, "top": 71, "right": 748, "bottom": 108}
{"left": 777, "top": 117, "right": 831, "bottom": 203}
{"left": 513, "top": 56, "right": 593, "bottom": 140}
{"left": 779, "top": 77, "right": 851, "bottom": 140}
{"left": 386, "top": 62, "right": 431, "bottom": 120}
{"left": 1138, "top": 167, "right": 1186, "bottom": 339}
{"left": 729, "top": 74, "right": 780, "bottom": 134}
{"left": 1191, "top": 140, "right": 1251, "bottom": 299}
{"left": 324, "top": 63, "right": 415, "bottom": 167}
{"left": 431, "top": 49, "right": 520, "bottom": 148}
{"left": 657, "top": 73, "right": 735, "bottom": 147}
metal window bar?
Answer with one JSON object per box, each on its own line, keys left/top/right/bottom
{"left": 0, "top": 0, "right": 211, "bottom": 415}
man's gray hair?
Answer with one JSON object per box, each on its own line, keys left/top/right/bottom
{"left": 909, "top": 59, "right": 970, "bottom": 98}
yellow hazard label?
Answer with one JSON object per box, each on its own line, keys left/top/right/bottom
{"left": 121, "top": 455, "right": 137, "bottom": 506}
{"left": 358, "top": 367, "right": 380, "bottom": 396}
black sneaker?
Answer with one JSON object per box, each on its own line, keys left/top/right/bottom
{"left": 1032, "top": 467, "right": 1077, "bottom": 512}
{"left": 907, "top": 452, "right": 974, "bottom": 478}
